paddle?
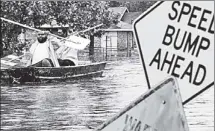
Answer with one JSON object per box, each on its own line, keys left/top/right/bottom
{"left": 71, "top": 24, "right": 103, "bottom": 36}
{"left": 1, "top": 17, "right": 103, "bottom": 50}
{"left": 48, "top": 40, "right": 60, "bottom": 67}
{"left": 1, "top": 17, "right": 103, "bottom": 67}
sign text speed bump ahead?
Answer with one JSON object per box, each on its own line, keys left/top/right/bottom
{"left": 133, "top": 1, "right": 214, "bottom": 104}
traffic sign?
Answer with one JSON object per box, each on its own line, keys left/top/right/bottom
{"left": 133, "top": 1, "right": 214, "bottom": 104}
{"left": 94, "top": 78, "right": 189, "bottom": 131}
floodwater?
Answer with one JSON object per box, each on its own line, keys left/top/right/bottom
{"left": 1, "top": 56, "right": 214, "bottom": 131}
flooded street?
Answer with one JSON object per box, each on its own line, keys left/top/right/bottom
{"left": 1, "top": 56, "right": 214, "bottom": 131}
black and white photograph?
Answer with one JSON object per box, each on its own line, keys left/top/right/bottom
{"left": 0, "top": 1, "right": 214, "bottom": 131}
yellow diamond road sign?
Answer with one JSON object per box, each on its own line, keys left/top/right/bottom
{"left": 133, "top": 1, "right": 214, "bottom": 104}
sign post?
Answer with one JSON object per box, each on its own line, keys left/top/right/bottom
{"left": 95, "top": 78, "right": 189, "bottom": 131}
{"left": 133, "top": 1, "right": 214, "bottom": 104}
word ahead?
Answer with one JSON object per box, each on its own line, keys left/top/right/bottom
{"left": 133, "top": 1, "right": 214, "bottom": 104}
{"left": 94, "top": 78, "right": 189, "bottom": 131}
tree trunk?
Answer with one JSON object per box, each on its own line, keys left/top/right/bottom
{"left": 89, "top": 35, "right": 95, "bottom": 62}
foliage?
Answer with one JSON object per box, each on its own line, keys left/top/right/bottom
{"left": 1, "top": 1, "right": 118, "bottom": 57}
{"left": 107, "top": 1, "right": 157, "bottom": 12}
{"left": 1, "top": 1, "right": 156, "bottom": 57}
{"left": 108, "top": 1, "right": 121, "bottom": 7}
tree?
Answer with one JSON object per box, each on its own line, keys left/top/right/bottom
{"left": 108, "top": 1, "right": 121, "bottom": 7}
{"left": 1, "top": 1, "right": 118, "bottom": 58}
{"left": 116, "top": 1, "right": 157, "bottom": 12}
{"left": 1, "top": 1, "right": 47, "bottom": 57}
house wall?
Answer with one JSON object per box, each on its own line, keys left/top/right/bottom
{"left": 100, "top": 32, "right": 117, "bottom": 48}
{"left": 100, "top": 31, "right": 135, "bottom": 50}
{"left": 117, "top": 31, "right": 133, "bottom": 51}
{"left": 131, "top": 32, "right": 137, "bottom": 48}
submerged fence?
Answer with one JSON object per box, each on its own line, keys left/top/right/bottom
{"left": 78, "top": 47, "right": 138, "bottom": 62}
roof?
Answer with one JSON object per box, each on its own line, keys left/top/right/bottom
{"left": 121, "top": 12, "right": 142, "bottom": 24}
{"left": 101, "top": 28, "right": 133, "bottom": 32}
{"left": 108, "top": 24, "right": 121, "bottom": 29}
{"left": 108, "top": 7, "right": 129, "bottom": 20}
{"left": 101, "top": 21, "right": 132, "bottom": 32}
{"left": 116, "top": 21, "right": 132, "bottom": 29}
{"left": 101, "top": 11, "right": 140, "bottom": 32}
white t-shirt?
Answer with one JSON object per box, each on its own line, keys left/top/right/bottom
{"left": 30, "top": 42, "right": 50, "bottom": 65}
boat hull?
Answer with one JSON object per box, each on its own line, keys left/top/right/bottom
{"left": 1, "top": 62, "right": 106, "bottom": 85}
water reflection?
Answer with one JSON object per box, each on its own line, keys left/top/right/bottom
{"left": 1, "top": 57, "right": 213, "bottom": 131}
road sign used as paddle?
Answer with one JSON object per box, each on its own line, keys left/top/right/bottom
{"left": 94, "top": 78, "right": 189, "bottom": 131}
{"left": 63, "top": 35, "right": 90, "bottom": 50}
{"left": 133, "top": 1, "right": 214, "bottom": 104}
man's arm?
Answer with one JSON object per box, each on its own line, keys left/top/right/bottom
{"left": 49, "top": 36, "right": 64, "bottom": 50}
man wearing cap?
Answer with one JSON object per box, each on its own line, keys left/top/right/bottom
{"left": 28, "top": 31, "right": 58, "bottom": 67}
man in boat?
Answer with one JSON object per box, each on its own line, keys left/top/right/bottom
{"left": 17, "top": 29, "right": 26, "bottom": 44}
{"left": 15, "top": 29, "right": 26, "bottom": 54}
{"left": 50, "top": 29, "right": 78, "bottom": 66}
{"left": 27, "top": 31, "right": 58, "bottom": 67}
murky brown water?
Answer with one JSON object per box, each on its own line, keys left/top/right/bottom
{"left": 1, "top": 56, "right": 214, "bottom": 131}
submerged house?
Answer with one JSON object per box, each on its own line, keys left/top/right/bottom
{"left": 100, "top": 7, "right": 142, "bottom": 51}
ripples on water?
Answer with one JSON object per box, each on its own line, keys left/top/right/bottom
{"left": 1, "top": 57, "right": 214, "bottom": 131}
